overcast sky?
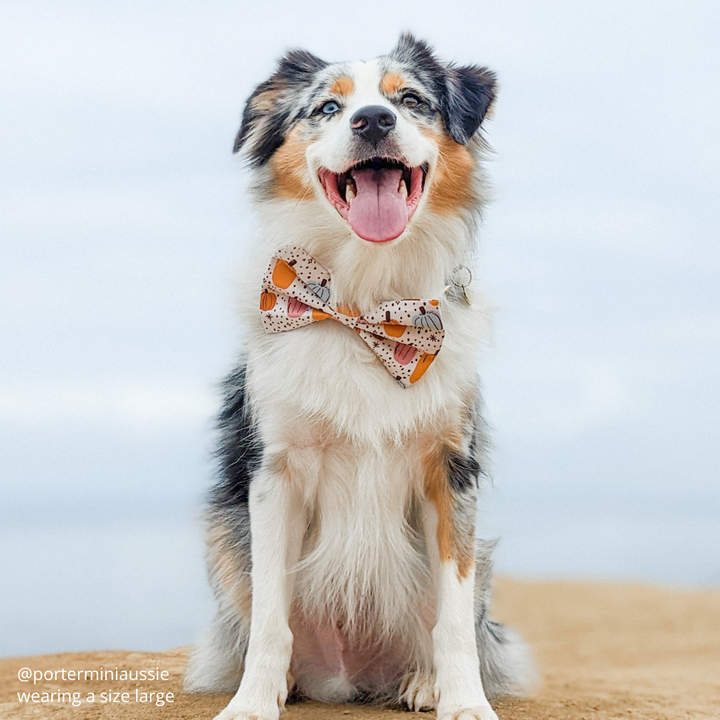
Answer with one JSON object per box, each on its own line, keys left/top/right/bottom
{"left": 1, "top": 0, "right": 719, "bottom": 593}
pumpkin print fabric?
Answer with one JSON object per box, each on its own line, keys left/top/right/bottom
{"left": 260, "top": 246, "right": 445, "bottom": 388}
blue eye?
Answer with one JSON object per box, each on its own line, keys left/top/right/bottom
{"left": 321, "top": 101, "right": 341, "bottom": 115}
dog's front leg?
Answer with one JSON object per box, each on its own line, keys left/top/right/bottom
{"left": 422, "top": 447, "right": 498, "bottom": 720}
{"left": 214, "top": 461, "right": 305, "bottom": 720}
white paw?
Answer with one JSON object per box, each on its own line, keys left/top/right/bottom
{"left": 213, "top": 711, "right": 274, "bottom": 720}
{"left": 399, "top": 670, "right": 437, "bottom": 711}
{"left": 213, "top": 697, "right": 281, "bottom": 720}
{"left": 213, "top": 671, "right": 289, "bottom": 720}
{"left": 437, "top": 704, "right": 499, "bottom": 720}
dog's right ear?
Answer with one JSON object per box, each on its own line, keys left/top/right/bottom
{"left": 234, "top": 50, "right": 328, "bottom": 166}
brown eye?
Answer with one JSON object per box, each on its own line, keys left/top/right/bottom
{"left": 402, "top": 93, "right": 421, "bottom": 108}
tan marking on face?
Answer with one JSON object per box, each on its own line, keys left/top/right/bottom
{"left": 206, "top": 522, "right": 252, "bottom": 620}
{"left": 422, "top": 428, "right": 474, "bottom": 581}
{"left": 251, "top": 88, "right": 279, "bottom": 112}
{"left": 271, "top": 126, "right": 314, "bottom": 200}
{"left": 422, "top": 129, "right": 477, "bottom": 214}
{"left": 380, "top": 71, "right": 406, "bottom": 96}
{"left": 330, "top": 75, "right": 355, "bottom": 97}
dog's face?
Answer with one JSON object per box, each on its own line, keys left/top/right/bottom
{"left": 235, "top": 34, "right": 496, "bottom": 246}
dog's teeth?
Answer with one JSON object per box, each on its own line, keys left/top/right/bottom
{"left": 399, "top": 179, "right": 408, "bottom": 198}
{"left": 346, "top": 184, "right": 356, "bottom": 203}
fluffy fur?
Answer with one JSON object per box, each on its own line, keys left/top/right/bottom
{"left": 185, "top": 34, "right": 535, "bottom": 720}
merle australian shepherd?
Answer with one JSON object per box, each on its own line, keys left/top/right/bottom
{"left": 184, "top": 34, "right": 534, "bottom": 720}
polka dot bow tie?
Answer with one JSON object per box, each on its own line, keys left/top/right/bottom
{"left": 260, "top": 246, "right": 445, "bottom": 388}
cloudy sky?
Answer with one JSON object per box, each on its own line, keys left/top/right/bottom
{"left": 1, "top": 0, "right": 718, "bottom": 655}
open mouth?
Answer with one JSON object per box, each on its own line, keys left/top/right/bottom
{"left": 319, "top": 158, "right": 427, "bottom": 243}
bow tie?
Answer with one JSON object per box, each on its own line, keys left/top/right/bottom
{"left": 259, "top": 246, "right": 444, "bottom": 388}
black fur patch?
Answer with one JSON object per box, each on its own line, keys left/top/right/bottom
{"left": 445, "top": 448, "right": 482, "bottom": 493}
{"left": 444, "top": 384, "right": 488, "bottom": 494}
{"left": 233, "top": 50, "right": 327, "bottom": 165}
{"left": 442, "top": 64, "right": 496, "bottom": 143}
{"left": 210, "top": 363, "right": 263, "bottom": 509}
{"left": 390, "top": 33, "right": 496, "bottom": 144}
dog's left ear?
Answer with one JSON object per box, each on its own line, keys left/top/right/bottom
{"left": 389, "top": 34, "right": 497, "bottom": 146}
{"left": 440, "top": 64, "right": 497, "bottom": 145}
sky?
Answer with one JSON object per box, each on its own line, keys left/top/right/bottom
{"left": 1, "top": 0, "right": 719, "bottom": 655}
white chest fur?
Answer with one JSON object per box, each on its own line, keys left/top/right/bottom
{"left": 242, "top": 290, "right": 488, "bottom": 634}
{"left": 246, "top": 291, "right": 488, "bottom": 445}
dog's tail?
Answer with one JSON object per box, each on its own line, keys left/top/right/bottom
{"left": 474, "top": 539, "right": 538, "bottom": 699}
{"left": 183, "top": 607, "right": 247, "bottom": 693}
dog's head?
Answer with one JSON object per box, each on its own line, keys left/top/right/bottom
{"left": 235, "top": 34, "right": 496, "bottom": 247}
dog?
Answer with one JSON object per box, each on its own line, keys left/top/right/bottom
{"left": 184, "top": 33, "right": 534, "bottom": 720}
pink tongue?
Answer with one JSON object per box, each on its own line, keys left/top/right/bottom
{"left": 347, "top": 168, "right": 408, "bottom": 243}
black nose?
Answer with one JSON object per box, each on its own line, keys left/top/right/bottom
{"left": 350, "top": 105, "right": 396, "bottom": 146}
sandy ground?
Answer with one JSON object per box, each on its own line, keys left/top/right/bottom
{"left": 2, "top": 579, "right": 719, "bottom": 720}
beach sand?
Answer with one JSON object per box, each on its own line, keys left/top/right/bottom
{"left": 2, "top": 579, "right": 719, "bottom": 719}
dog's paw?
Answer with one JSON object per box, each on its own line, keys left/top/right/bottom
{"left": 212, "top": 671, "right": 289, "bottom": 720}
{"left": 212, "top": 696, "right": 282, "bottom": 720}
{"left": 399, "top": 670, "right": 437, "bottom": 711}
{"left": 213, "top": 711, "right": 272, "bottom": 720}
{"left": 437, "top": 704, "right": 499, "bottom": 720}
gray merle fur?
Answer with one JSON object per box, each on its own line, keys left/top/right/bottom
{"left": 233, "top": 50, "right": 328, "bottom": 164}
{"left": 211, "top": 363, "right": 263, "bottom": 509}
{"left": 474, "top": 541, "right": 536, "bottom": 698}
{"left": 389, "top": 33, "right": 497, "bottom": 144}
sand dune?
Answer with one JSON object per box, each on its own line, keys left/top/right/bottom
{"left": 2, "top": 579, "right": 719, "bottom": 720}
